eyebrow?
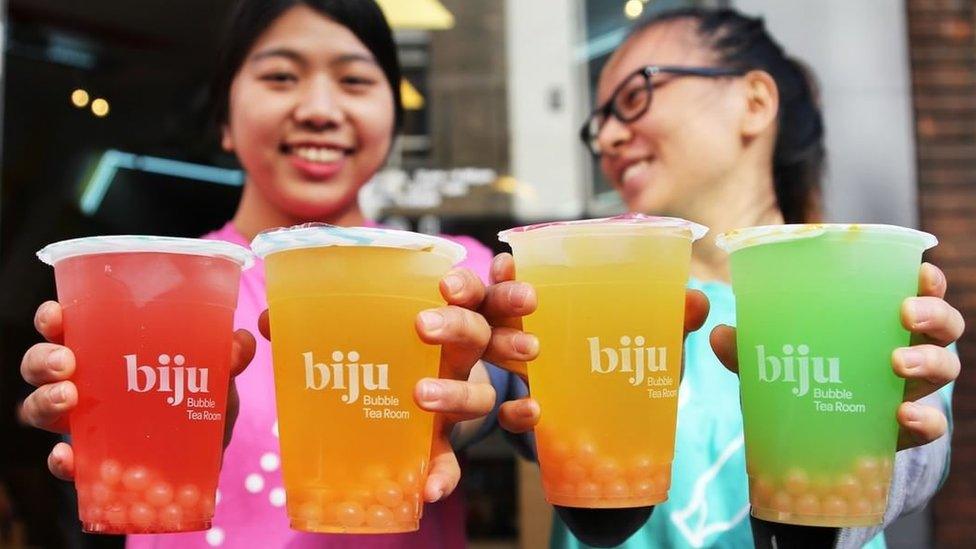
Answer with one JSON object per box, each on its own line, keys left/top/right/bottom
{"left": 248, "top": 48, "right": 378, "bottom": 68}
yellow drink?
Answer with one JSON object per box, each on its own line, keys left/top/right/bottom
{"left": 499, "top": 216, "right": 705, "bottom": 508}
{"left": 253, "top": 226, "right": 464, "bottom": 533}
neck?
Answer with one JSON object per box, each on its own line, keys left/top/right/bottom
{"left": 685, "top": 167, "right": 784, "bottom": 283}
{"left": 231, "top": 180, "right": 365, "bottom": 241}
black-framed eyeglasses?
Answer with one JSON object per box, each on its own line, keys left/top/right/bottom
{"left": 579, "top": 65, "right": 746, "bottom": 155}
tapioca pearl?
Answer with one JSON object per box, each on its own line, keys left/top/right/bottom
{"left": 771, "top": 491, "right": 793, "bottom": 513}
{"left": 627, "top": 455, "right": 655, "bottom": 481}
{"left": 855, "top": 457, "right": 881, "bottom": 482}
{"left": 92, "top": 482, "right": 114, "bottom": 505}
{"left": 835, "top": 474, "right": 861, "bottom": 500}
{"left": 199, "top": 494, "right": 216, "bottom": 517}
{"left": 394, "top": 502, "right": 416, "bottom": 524}
{"left": 577, "top": 481, "right": 601, "bottom": 499}
{"left": 651, "top": 468, "right": 671, "bottom": 490}
{"left": 122, "top": 466, "right": 152, "bottom": 492}
{"left": 591, "top": 459, "right": 622, "bottom": 483}
{"left": 574, "top": 441, "right": 599, "bottom": 468}
{"left": 550, "top": 481, "right": 575, "bottom": 496}
{"left": 366, "top": 505, "right": 395, "bottom": 528}
{"left": 865, "top": 480, "right": 885, "bottom": 502}
{"left": 129, "top": 502, "right": 156, "bottom": 529}
{"left": 347, "top": 486, "right": 376, "bottom": 506}
{"left": 160, "top": 503, "right": 183, "bottom": 529}
{"left": 297, "top": 500, "right": 324, "bottom": 522}
{"left": 105, "top": 502, "right": 127, "bottom": 526}
{"left": 871, "top": 498, "right": 886, "bottom": 514}
{"left": 81, "top": 504, "right": 104, "bottom": 522}
{"left": 784, "top": 469, "right": 809, "bottom": 496}
{"left": 398, "top": 470, "right": 422, "bottom": 493}
{"left": 601, "top": 479, "right": 630, "bottom": 499}
{"left": 750, "top": 477, "right": 775, "bottom": 506}
{"left": 176, "top": 484, "right": 202, "bottom": 508}
{"left": 145, "top": 482, "right": 174, "bottom": 507}
{"left": 335, "top": 502, "right": 366, "bottom": 527}
{"left": 374, "top": 480, "right": 404, "bottom": 507}
{"left": 100, "top": 460, "right": 123, "bottom": 486}
{"left": 822, "top": 495, "right": 848, "bottom": 516}
{"left": 362, "top": 464, "right": 394, "bottom": 483}
{"left": 850, "top": 497, "right": 872, "bottom": 516}
{"left": 633, "top": 480, "right": 657, "bottom": 499}
{"left": 561, "top": 461, "right": 587, "bottom": 483}
{"left": 121, "top": 490, "right": 143, "bottom": 505}
{"left": 547, "top": 440, "right": 571, "bottom": 463}
{"left": 794, "top": 494, "right": 820, "bottom": 516}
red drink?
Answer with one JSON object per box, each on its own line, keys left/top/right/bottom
{"left": 38, "top": 237, "right": 251, "bottom": 533}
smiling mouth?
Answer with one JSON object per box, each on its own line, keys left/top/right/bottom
{"left": 281, "top": 144, "right": 351, "bottom": 164}
{"left": 620, "top": 159, "right": 652, "bottom": 186}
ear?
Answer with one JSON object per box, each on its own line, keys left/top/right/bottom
{"left": 221, "top": 124, "right": 234, "bottom": 152}
{"left": 741, "top": 70, "right": 779, "bottom": 139}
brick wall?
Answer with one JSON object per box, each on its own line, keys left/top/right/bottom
{"left": 906, "top": 0, "right": 976, "bottom": 546}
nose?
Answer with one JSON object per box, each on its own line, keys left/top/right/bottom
{"left": 595, "top": 115, "right": 632, "bottom": 157}
{"left": 293, "top": 76, "right": 344, "bottom": 130}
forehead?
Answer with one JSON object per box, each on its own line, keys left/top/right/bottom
{"left": 597, "top": 20, "right": 713, "bottom": 100}
{"left": 250, "top": 5, "right": 373, "bottom": 58}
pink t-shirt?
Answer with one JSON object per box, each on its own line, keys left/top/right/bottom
{"left": 127, "top": 222, "right": 493, "bottom": 549}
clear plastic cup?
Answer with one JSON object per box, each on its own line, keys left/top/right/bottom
{"left": 251, "top": 223, "right": 466, "bottom": 533}
{"left": 498, "top": 214, "right": 707, "bottom": 508}
{"left": 37, "top": 236, "right": 253, "bottom": 533}
{"left": 717, "top": 223, "right": 937, "bottom": 526}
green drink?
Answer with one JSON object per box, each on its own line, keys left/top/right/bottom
{"left": 717, "top": 224, "right": 937, "bottom": 527}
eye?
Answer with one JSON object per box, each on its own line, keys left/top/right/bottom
{"left": 260, "top": 72, "right": 297, "bottom": 84}
{"left": 340, "top": 75, "right": 378, "bottom": 88}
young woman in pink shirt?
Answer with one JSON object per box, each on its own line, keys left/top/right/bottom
{"left": 18, "top": 1, "right": 541, "bottom": 547}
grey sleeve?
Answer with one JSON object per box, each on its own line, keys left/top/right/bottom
{"left": 835, "top": 390, "right": 952, "bottom": 548}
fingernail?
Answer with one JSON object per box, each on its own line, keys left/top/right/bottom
{"left": 491, "top": 256, "right": 505, "bottom": 280}
{"left": 514, "top": 334, "right": 539, "bottom": 356}
{"left": 51, "top": 444, "right": 64, "bottom": 462}
{"left": 420, "top": 380, "right": 444, "bottom": 402}
{"left": 903, "top": 402, "right": 921, "bottom": 422}
{"left": 510, "top": 284, "right": 530, "bottom": 308}
{"left": 909, "top": 299, "right": 933, "bottom": 326}
{"left": 419, "top": 310, "right": 445, "bottom": 331}
{"left": 443, "top": 274, "right": 464, "bottom": 295}
{"left": 51, "top": 384, "right": 67, "bottom": 404}
{"left": 898, "top": 348, "right": 924, "bottom": 370}
{"left": 519, "top": 400, "right": 538, "bottom": 418}
{"left": 47, "top": 349, "right": 66, "bottom": 372}
{"left": 429, "top": 488, "right": 445, "bottom": 503}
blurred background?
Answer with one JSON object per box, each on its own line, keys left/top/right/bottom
{"left": 0, "top": 0, "right": 973, "bottom": 547}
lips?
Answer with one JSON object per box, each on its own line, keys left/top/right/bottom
{"left": 281, "top": 143, "right": 351, "bottom": 181}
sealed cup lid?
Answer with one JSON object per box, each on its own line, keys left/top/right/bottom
{"left": 716, "top": 223, "right": 938, "bottom": 253}
{"left": 250, "top": 223, "right": 467, "bottom": 264}
{"left": 498, "top": 213, "right": 708, "bottom": 242}
{"left": 37, "top": 235, "right": 254, "bottom": 268}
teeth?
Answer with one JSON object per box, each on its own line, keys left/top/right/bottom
{"left": 293, "top": 147, "right": 343, "bottom": 163}
{"left": 621, "top": 160, "right": 650, "bottom": 184}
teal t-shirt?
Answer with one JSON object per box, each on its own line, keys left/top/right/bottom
{"left": 550, "top": 280, "right": 892, "bottom": 549}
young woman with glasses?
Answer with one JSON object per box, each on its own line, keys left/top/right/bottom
{"left": 495, "top": 8, "right": 963, "bottom": 548}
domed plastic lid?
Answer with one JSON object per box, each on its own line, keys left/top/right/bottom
{"left": 716, "top": 223, "right": 938, "bottom": 253}
{"left": 251, "top": 223, "right": 467, "bottom": 264}
{"left": 498, "top": 213, "right": 708, "bottom": 242}
{"left": 37, "top": 235, "right": 254, "bottom": 268}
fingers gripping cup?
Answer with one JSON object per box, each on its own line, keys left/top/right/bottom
{"left": 499, "top": 214, "right": 707, "bottom": 508}
{"left": 37, "top": 236, "right": 252, "bottom": 534}
{"left": 717, "top": 224, "right": 937, "bottom": 527}
{"left": 251, "top": 224, "right": 466, "bottom": 534}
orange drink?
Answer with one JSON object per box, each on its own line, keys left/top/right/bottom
{"left": 499, "top": 215, "right": 706, "bottom": 508}
{"left": 251, "top": 224, "right": 465, "bottom": 533}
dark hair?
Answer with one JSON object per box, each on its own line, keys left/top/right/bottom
{"left": 209, "top": 0, "right": 403, "bottom": 134}
{"left": 628, "top": 8, "right": 825, "bottom": 223}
